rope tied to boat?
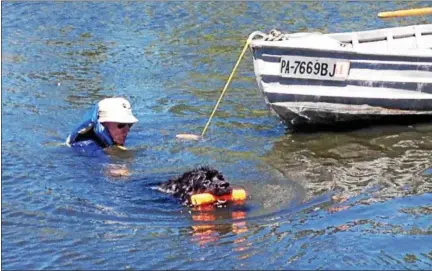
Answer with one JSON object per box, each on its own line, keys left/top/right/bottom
{"left": 265, "top": 29, "right": 289, "bottom": 41}
{"left": 177, "top": 33, "right": 260, "bottom": 140}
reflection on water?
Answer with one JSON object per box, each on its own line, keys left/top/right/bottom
{"left": 264, "top": 123, "right": 432, "bottom": 201}
{"left": 190, "top": 208, "right": 249, "bottom": 246}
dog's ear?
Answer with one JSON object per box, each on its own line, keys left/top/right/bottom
{"left": 194, "top": 171, "right": 207, "bottom": 185}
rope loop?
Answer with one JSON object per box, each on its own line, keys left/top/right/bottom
{"left": 265, "top": 29, "right": 289, "bottom": 41}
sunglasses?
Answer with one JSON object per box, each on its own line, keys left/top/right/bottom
{"left": 117, "top": 123, "right": 133, "bottom": 129}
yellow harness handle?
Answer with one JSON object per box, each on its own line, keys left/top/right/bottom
{"left": 200, "top": 38, "right": 252, "bottom": 138}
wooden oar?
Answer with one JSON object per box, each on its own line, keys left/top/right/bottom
{"left": 378, "top": 7, "right": 432, "bottom": 18}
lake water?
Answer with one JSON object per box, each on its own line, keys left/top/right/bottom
{"left": 2, "top": 1, "right": 431, "bottom": 270}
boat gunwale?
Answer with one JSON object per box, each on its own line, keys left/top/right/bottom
{"left": 249, "top": 24, "right": 432, "bottom": 58}
{"left": 249, "top": 41, "right": 432, "bottom": 58}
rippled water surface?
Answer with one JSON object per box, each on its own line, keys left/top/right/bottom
{"left": 2, "top": 1, "right": 432, "bottom": 270}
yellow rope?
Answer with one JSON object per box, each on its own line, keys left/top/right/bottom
{"left": 200, "top": 38, "right": 251, "bottom": 138}
{"left": 378, "top": 7, "right": 432, "bottom": 18}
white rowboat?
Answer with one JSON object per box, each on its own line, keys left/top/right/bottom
{"left": 248, "top": 24, "right": 432, "bottom": 127}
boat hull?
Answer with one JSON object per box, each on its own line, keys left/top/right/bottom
{"left": 271, "top": 102, "right": 432, "bottom": 126}
{"left": 249, "top": 24, "right": 432, "bottom": 127}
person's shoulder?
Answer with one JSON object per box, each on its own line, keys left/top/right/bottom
{"left": 71, "top": 139, "right": 105, "bottom": 157}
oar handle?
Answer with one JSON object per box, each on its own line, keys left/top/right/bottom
{"left": 378, "top": 7, "right": 432, "bottom": 18}
{"left": 200, "top": 37, "right": 252, "bottom": 138}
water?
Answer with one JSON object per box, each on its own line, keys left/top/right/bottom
{"left": 2, "top": 1, "right": 431, "bottom": 270}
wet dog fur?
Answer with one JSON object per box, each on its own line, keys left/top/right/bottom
{"left": 159, "top": 166, "right": 232, "bottom": 206}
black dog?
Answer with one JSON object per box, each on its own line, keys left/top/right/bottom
{"left": 158, "top": 166, "right": 232, "bottom": 206}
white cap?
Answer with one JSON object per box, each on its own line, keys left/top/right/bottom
{"left": 97, "top": 97, "right": 139, "bottom": 124}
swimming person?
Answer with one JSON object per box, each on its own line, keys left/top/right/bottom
{"left": 66, "top": 97, "right": 139, "bottom": 156}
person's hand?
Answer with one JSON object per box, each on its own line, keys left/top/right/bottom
{"left": 104, "top": 164, "right": 130, "bottom": 177}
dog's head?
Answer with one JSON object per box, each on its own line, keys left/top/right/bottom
{"left": 159, "top": 166, "right": 232, "bottom": 205}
